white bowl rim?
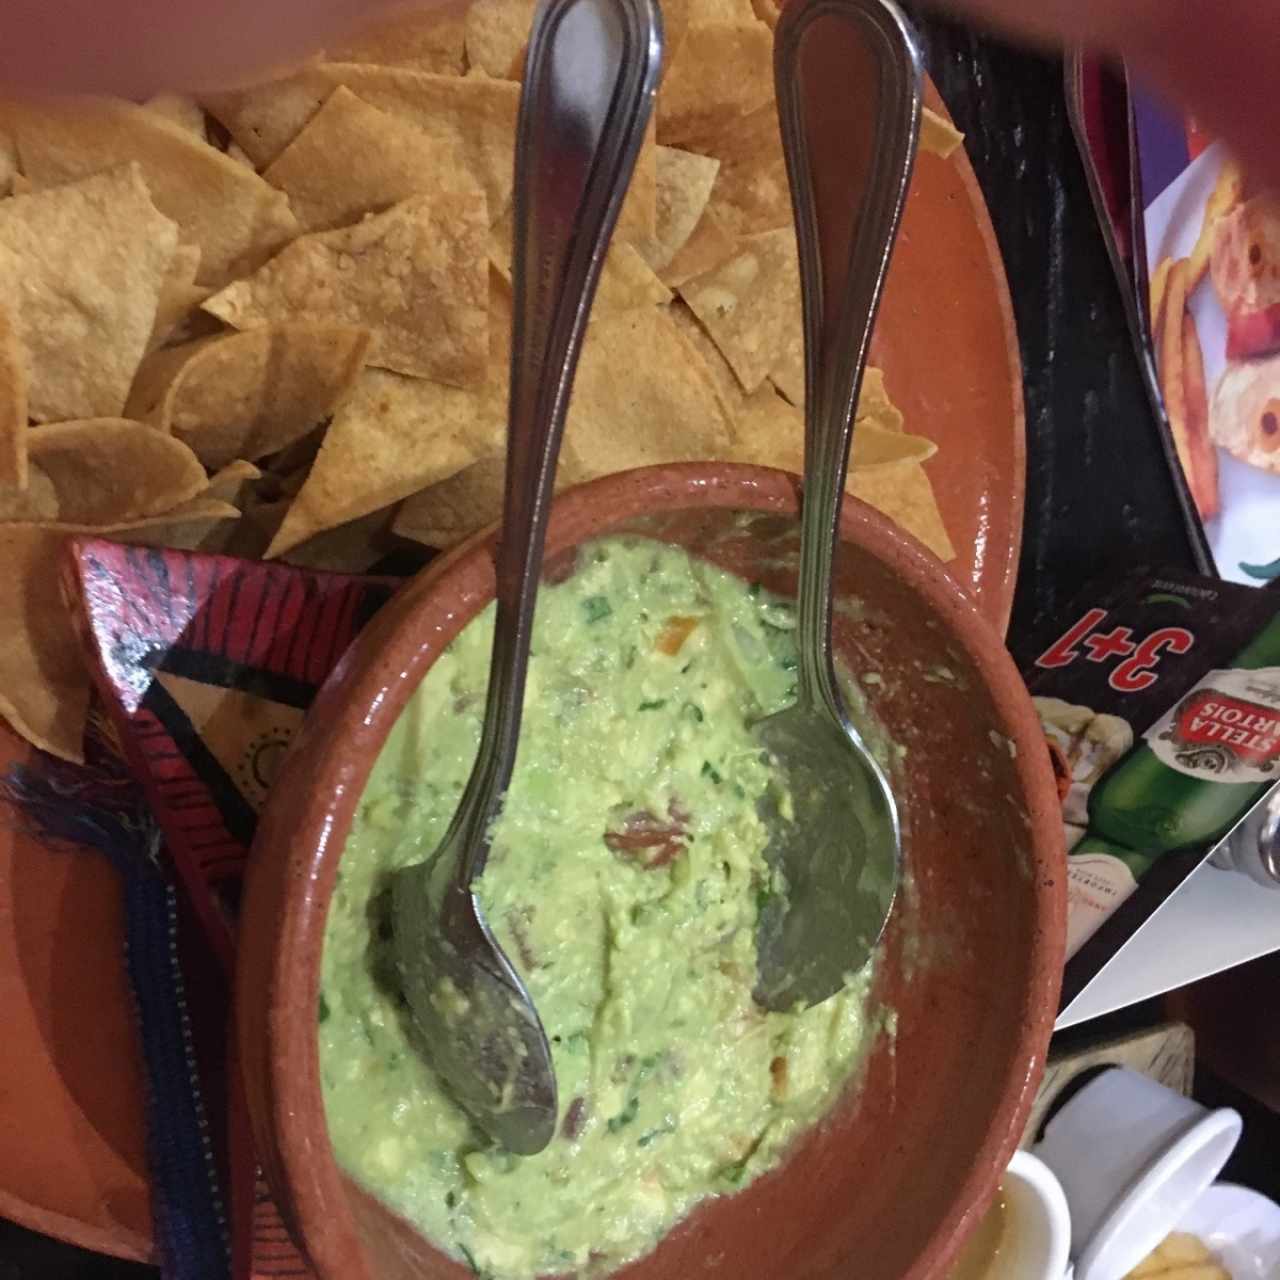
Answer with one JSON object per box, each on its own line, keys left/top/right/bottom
{"left": 1074, "top": 1108, "right": 1243, "bottom": 1280}
{"left": 1007, "top": 1150, "right": 1073, "bottom": 1277}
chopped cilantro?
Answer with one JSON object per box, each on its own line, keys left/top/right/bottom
{"left": 701, "top": 760, "right": 723, "bottom": 785}
{"left": 317, "top": 993, "right": 330, "bottom": 1024}
{"left": 749, "top": 581, "right": 762, "bottom": 597}
{"left": 638, "top": 1118, "right": 677, "bottom": 1147}
{"left": 607, "top": 1096, "right": 640, "bottom": 1133}
{"left": 583, "top": 595, "right": 612, "bottom": 623}
{"left": 638, "top": 698, "right": 667, "bottom": 711}
{"left": 459, "top": 1243, "right": 492, "bottom": 1277}
{"left": 682, "top": 701, "right": 704, "bottom": 723}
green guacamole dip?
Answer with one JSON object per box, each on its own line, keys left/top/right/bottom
{"left": 320, "top": 536, "right": 880, "bottom": 1279}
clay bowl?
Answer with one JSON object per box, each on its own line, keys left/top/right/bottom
{"left": 238, "top": 463, "right": 1065, "bottom": 1280}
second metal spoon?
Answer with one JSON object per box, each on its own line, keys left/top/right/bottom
{"left": 389, "top": 0, "right": 661, "bottom": 1155}
{"left": 753, "top": 0, "right": 922, "bottom": 1011}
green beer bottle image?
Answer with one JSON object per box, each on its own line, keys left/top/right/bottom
{"left": 1067, "top": 609, "right": 1280, "bottom": 955}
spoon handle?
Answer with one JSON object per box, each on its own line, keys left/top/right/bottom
{"left": 460, "top": 0, "right": 662, "bottom": 882}
{"left": 775, "top": 0, "right": 923, "bottom": 720}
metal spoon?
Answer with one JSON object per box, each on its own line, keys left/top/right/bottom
{"left": 389, "top": 0, "right": 661, "bottom": 1156}
{"left": 753, "top": 0, "right": 922, "bottom": 1011}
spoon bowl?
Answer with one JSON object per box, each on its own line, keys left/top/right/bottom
{"left": 753, "top": 700, "right": 900, "bottom": 1008}
{"left": 386, "top": 0, "right": 662, "bottom": 1155}
{"left": 754, "top": 0, "right": 922, "bottom": 1008}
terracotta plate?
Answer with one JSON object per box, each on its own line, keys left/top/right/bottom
{"left": 0, "top": 88, "right": 1022, "bottom": 1262}
{"left": 879, "top": 82, "right": 1026, "bottom": 633}
{"left": 0, "top": 733, "right": 153, "bottom": 1262}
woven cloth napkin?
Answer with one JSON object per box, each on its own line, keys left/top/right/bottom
{"left": 3, "top": 537, "right": 408, "bottom": 1280}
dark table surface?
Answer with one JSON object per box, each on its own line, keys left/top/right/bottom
{"left": 0, "top": 12, "right": 1250, "bottom": 1279}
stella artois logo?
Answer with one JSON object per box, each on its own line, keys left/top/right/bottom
{"left": 1149, "top": 667, "right": 1280, "bottom": 783}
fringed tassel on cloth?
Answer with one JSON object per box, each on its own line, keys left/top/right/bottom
{"left": 0, "top": 712, "right": 231, "bottom": 1280}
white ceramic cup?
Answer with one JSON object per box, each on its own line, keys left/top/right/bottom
{"left": 1002, "top": 1151, "right": 1073, "bottom": 1279}
{"left": 1032, "top": 1067, "right": 1242, "bottom": 1280}
{"left": 946, "top": 1151, "right": 1071, "bottom": 1279}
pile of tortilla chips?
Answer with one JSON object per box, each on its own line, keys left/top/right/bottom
{"left": 0, "top": 0, "right": 963, "bottom": 764}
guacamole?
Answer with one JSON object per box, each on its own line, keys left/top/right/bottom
{"left": 320, "top": 536, "right": 880, "bottom": 1279}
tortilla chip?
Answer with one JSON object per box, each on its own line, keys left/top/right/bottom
{"left": 393, "top": 454, "right": 508, "bottom": 548}
{"left": 258, "top": 429, "right": 327, "bottom": 493}
{"left": 850, "top": 423, "right": 936, "bottom": 468}
{"left": 856, "top": 367, "right": 905, "bottom": 434}
{"left": 690, "top": 0, "right": 757, "bottom": 21}
{"left": 147, "top": 245, "right": 209, "bottom": 354}
{"left": 490, "top": 213, "right": 671, "bottom": 310}
{"left": 327, "top": 2, "right": 468, "bottom": 73}
{"left": 0, "top": 131, "right": 16, "bottom": 196}
{"left": 0, "top": 95, "right": 298, "bottom": 285}
{"left": 660, "top": 203, "right": 737, "bottom": 288}
{"left": 266, "top": 278, "right": 511, "bottom": 556}
{"left": 27, "top": 419, "right": 208, "bottom": 523}
{"left": 697, "top": 99, "right": 790, "bottom": 239}
{"left": 657, "top": 22, "right": 774, "bottom": 148}
{"left": 107, "top": 497, "right": 244, "bottom": 552}
{"left": 266, "top": 367, "right": 503, "bottom": 556}
{"left": 592, "top": 243, "right": 673, "bottom": 309}
{"left": 143, "top": 93, "right": 207, "bottom": 139}
{"left": 921, "top": 107, "right": 964, "bottom": 160}
{"left": 0, "top": 303, "right": 26, "bottom": 488}
{"left": 201, "top": 77, "right": 334, "bottom": 169}
{"left": 616, "top": 119, "right": 658, "bottom": 243}
{"left": 561, "top": 306, "right": 734, "bottom": 478}
{"left": 394, "top": 306, "right": 737, "bottom": 547}
{"left": 487, "top": 205, "right": 514, "bottom": 277}
{"left": 678, "top": 227, "right": 801, "bottom": 395}
{"left": 203, "top": 459, "right": 262, "bottom": 503}
{"left": 661, "top": 0, "right": 691, "bottom": 64}
{"left": 0, "top": 164, "right": 179, "bottom": 422}
{"left": 725, "top": 382, "right": 805, "bottom": 471}
{"left": 263, "top": 86, "right": 461, "bottom": 234}
{"left": 671, "top": 297, "right": 935, "bottom": 478}
{"left": 203, "top": 191, "right": 489, "bottom": 386}
{"left": 667, "top": 299, "right": 745, "bottom": 404}
{"left": 750, "top": 0, "right": 781, "bottom": 28}
{"left": 634, "top": 146, "right": 721, "bottom": 273}
{"left": 0, "top": 466, "right": 56, "bottom": 522}
{"left": 850, "top": 460, "right": 955, "bottom": 562}
{"left": 277, "top": 504, "right": 400, "bottom": 572}
{"left": 225, "top": 142, "right": 256, "bottom": 170}
{"left": 671, "top": 299, "right": 806, "bottom": 474}
{"left": 204, "top": 66, "right": 518, "bottom": 218}
{"left": 0, "top": 525, "right": 91, "bottom": 761}
{"left": 145, "top": 460, "right": 263, "bottom": 556}
{"left": 726, "top": 384, "right": 947, "bottom": 557}
{"left": 465, "top": 0, "right": 538, "bottom": 78}
{"left": 130, "top": 325, "right": 371, "bottom": 471}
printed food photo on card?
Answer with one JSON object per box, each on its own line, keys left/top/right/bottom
{"left": 1135, "top": 92, "right": 1280, "bottom": 586}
